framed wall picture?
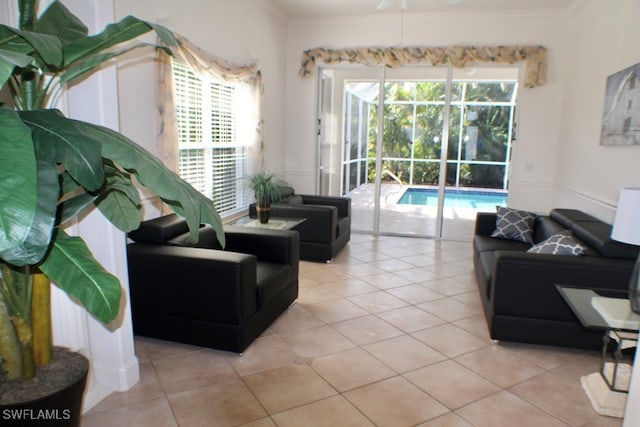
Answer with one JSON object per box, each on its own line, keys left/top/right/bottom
{"left": 600, "top": 62, "right": 640, "bottom": 146}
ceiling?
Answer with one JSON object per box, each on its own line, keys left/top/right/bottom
{"left": 269, "top": 0, "right": 578, "bottom": 19}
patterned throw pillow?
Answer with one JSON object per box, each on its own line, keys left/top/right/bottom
{"left": 527, "top": 230, "right": 587, "bottom": 256}
{"left": 491, "top": 206, "right": 537, "bottom": 244}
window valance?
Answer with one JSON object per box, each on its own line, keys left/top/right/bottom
{"left": 299, "top": 45, "right": 547, "bottom": 88}
{"left": 157, "top": 34, "right": 263, "bottom": 175}
{"left": 170, "top": 34, "right": 260, "bottom": 84}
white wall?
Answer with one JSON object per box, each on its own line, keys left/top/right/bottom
{"left": 113, "top": 0, "right": 288, "bottom": 189}
{"left": 284, "top": 8, "right": 570, "bottom": 208}
{"left": 554, "top": 1, "right": 640, "bottom": 422}
{"left": 555, "top": 0, "right": 640, "bottom": 222}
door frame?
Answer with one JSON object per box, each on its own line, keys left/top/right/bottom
{"left": 316, "top": 64, "right": 518, "bottom": 239}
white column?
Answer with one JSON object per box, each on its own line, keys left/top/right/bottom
{"left": 52, "top": 0, "right": 139, "bottom": 410}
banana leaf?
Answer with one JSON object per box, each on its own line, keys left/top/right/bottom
{"left": 39, "top": 230, "right": 121, "bottom": 324}
{"left": 0, "top": 48, "right": 32, "bottom": 87}
{"left": 63, "top": 15, "right": 177, "bottom": 67}
{"left": 0, "top": 109, "right": 37, "bottom": 253}
{"left": 0, "top": 26, "right": 62, "bottom": 68}
{"left": 94, "top": 169, "right": 142, "bottom": 233}
{"left": 80, "top": 120, "right": 225, "bottom": 246}
{"left": 35, "top": 1, "right": 88, "bottom": 45}
{"left": 59, "top": 43, "right": 172, "bottom": 87}
{"left": 19, "top": 109, "right": 105, "bottom": 191}
{"left": 0, "top": 161, "right": 58, "bottom": 266}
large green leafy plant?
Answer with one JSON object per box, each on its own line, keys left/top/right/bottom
{"left": 0, "top": 0, "right": 225, "bottom": 382}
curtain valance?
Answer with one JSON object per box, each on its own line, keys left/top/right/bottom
{"left": 157, "top": 34, "right": 263, "bottom": 176}
{"left": 171, "top": 34, "right": 260, "bottom": 84}
{"left": 299, "top": 45, "right": 547, "bottom": 88}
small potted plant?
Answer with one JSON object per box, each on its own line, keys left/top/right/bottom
{"left": 0, "top": 1, "right": 224, "bottom": 424}
{"left": 248, "top": 171, "right": 289, "bottom": 223}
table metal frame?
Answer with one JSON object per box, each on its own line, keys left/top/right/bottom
{"left": 556, "top": 285, "right": 638, "bottom": 393}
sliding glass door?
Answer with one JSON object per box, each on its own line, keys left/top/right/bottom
{"left": 318, "top": 66, "right": 518, "bottom": 239}
{"left": 377, "top": 67, "right": 450, "bottom": 236}
{"left": 336, "top": 68, "right": 382, "bottom": 233}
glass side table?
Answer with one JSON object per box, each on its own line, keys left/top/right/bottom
{"left": 556, "top": 285, "right": 639, "bottom": 418}
{"left": 227, "top": 216, "right": 305, "bottom": 231}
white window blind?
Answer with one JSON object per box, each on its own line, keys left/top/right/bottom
{"left": 172, "top": 61, "right": 252, "bottom": 217}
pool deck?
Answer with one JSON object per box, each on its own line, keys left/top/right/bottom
{"left": 347, "top": 183, "right": 504, "bottom": 241}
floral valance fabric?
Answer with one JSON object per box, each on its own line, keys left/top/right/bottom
{"left": 300, "top": 45, "right": 547, "bottom": 88}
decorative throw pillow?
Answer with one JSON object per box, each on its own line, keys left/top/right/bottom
{"left": 491, "top": 206, "right": 537, "bottom": 244}
{"left": 527, "top": 230, "right": 587, "bottom": 256}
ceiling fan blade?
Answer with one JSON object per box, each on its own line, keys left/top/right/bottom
{"left": 377, "top": 0, "right": 396, "bottom": 10}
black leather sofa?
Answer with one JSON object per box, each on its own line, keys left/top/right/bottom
{"left": 126, "top": 214, "right": 299, "bottom": 353}
{"left": 473, "top": 208, "right": 639, "bottom": 350}
{"left": 249, "top": 192, "right": 351, "bottom": 262}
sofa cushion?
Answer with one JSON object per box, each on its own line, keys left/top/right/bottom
{"left": 527, "top": 231, "right": 587, "bottom": 256}
{"left": 128, "top": 214, "right": 188, "bottom": 244}
{"left": 533, "top": 216, "right": 568, "bottom": 243}
{"left": 573, "top": 221, "right": 640, "bottom": 259}
{"left": 256, "top": 262, "right": 292, "bottom": 309}
{"left": 167, "top": 226, "right": 223, "bottom": 250}
{"left": 491, "top": 207, "right": 537, "bottom": 244}
{"left": 474, "top": 234, "right": 531, "bottom": 254}
{"left": 550, "top": 208, "right": 599, "bottom": 229}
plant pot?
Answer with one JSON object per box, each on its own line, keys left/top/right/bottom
{"left": 0, "top": 347, "right": 89, "bottom": 427}
{"left": 256, "top": 205, "right": 271, "bottom": 224}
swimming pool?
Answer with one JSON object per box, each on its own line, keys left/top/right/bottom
{"left": 398, "top": 188, "right": 507, "bottom": 209}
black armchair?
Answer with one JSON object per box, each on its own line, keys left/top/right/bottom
{"left": 126, "top": 214, "right": 299, "bottom": 353}
{"left": 250, "top": 192, "right": 351, "bottom": 262}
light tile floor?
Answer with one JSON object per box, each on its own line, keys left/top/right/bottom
{"left": 83, "top": 234, "right": 625, "bottom": 427}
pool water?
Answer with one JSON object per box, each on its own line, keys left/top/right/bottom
{"left": 398, "top": 188, "right": 507, "bottom": 209}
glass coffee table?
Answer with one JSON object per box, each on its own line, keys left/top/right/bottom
{"left": 556, "top": 285, "right": 639, "bottom": 417}
{"left": 228, "top": 216, "right": 305, "bottom": 231}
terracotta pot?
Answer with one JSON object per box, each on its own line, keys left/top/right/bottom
{"left": 256, "top": 205, "right": 271, "bottom": 224}
{"left": 0, "top": 348, "right": 89, "bottom": 427}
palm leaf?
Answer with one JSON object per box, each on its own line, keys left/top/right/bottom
{"left": 59, "top": 43, "right": 171, "bottom": 87}
{"left": 103, "top": 163, "right": 140, "bottom": 203}
{"left": 35, "top": 1, "right": 88, "bottom": 45}
{"left": 58, "top": 192, "right": 97, "bottom": 227}
{"left": 19, "top": 110, "right": 105, "bottom": 191}
{"left": 75, "top": 120, "right": 225, "bottom": 247}
{"left": 0, "top": 161, "right": 58, "bottom": 266}
{"left": 95, "top": 191, "right": 141, "bottom": 233}
{"left": 63, "top": 16, "right": 177, "bottom": 67}
{"left": 0, "top": 108, "right": 37, "bottom": 253}
{"left": 39, "top": 230, "right": 122, "bottom": 324}
{"left": 146, "top": 22, "right": 176, "bottom": 47}
{"left": 0, "top": 26, "right": 37, "bottom": 54}
{"left": 1, "top": 26, "right": 62, "bottom": 68}
{"left": 18, "top": 0, "right": 37, "bottom": 30}
{"left": 94, "top": 169, "right": 141, "bottom": 233}
{"left": 0, "top": 48, "right": 32, "bottom": 87}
